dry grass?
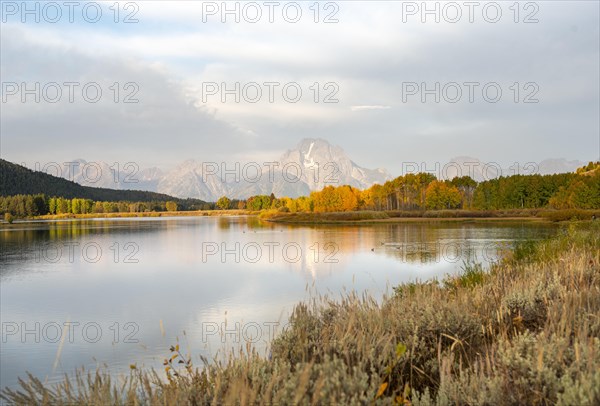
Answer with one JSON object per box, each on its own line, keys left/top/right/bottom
{"left": 538, "top": 209, "right": 600, "bottom": 222}
{"left": 2, "top": 223, "right": 599, "bottom": 405}
{"left": 264, "top": 209, "right": 600, "bottom": 224}
{"left": 260, "top": 210, "right": 390, "bottom": 223}
{"left": 386, "top": 209, "right": 543, "bottom": 218}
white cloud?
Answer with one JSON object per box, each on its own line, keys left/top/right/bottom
{"left": 1, "top": 1, "right": 598, "bottom": 172}
{"left": 350, "top": 105, "right": 391, "bottom": 111}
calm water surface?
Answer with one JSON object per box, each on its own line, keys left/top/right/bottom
{"left": 0, "top": 216, "right": 558, "bottom": 389}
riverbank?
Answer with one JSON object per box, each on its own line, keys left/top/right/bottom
{"left": 4, "top": 208, "right": 598, "bottom": 225}
{"left": 2, "top": 222, "right": 598, "bottom": 404}
{"left": 262, "top": 208, "right": 600, "bottom": 224}
{"left": 6, "top": 209, "right": 255, "bottom": 222}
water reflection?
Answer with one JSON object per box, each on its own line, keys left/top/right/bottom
{"left": 0, "top": 216, "right": 557, "bottom": 389}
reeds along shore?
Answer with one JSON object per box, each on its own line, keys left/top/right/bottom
{"left": 261, "top": 208, "right": 600, "bottom": 223}
{"left": 2, "top": 222, "right": 599, "bottom": 405}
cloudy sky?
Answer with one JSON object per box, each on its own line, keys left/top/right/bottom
{"left": 1, "top": 0, "right": 599, "bottom": 174}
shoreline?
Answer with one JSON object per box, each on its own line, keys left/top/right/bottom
{"left": 3, "top": 210, "right": 256, "bottom": 223}
{"left": 3, "top": 208, "right": 598, "bottom": 225}
{"left": 265, "top": 216, "right": 552, "bottom": 224}
{"left": 262, "top": 209, "right": 600, "bottom": 224}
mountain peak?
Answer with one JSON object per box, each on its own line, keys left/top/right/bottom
{"left": 278, "top": 138, "right": 390, "bottom": 193}
{"left": 295, "top": 138, "right": 335, "bottom": 154}
{"left": 57, "top": 139, "right": 391, "bottom": 200}
{"left": 296, "top": 137, "right": 330, "bottom": 146}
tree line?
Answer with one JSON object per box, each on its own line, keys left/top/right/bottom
{"left": 0, "top": 195, "right": 214, "bottom": 217}
{"left": 2, "top": 162, "right": 598, "bottom": 218}
{"left": 215, "top": 162, "right": 600, "bottom": 213}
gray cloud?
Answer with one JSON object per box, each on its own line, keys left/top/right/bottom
{"left": 1, "top": 1, "right": 598, "bottom": 174}
{"left": 1, "top": 25, "right": 250, "bottom": 168}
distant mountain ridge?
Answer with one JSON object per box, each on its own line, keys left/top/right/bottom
{"left": 12, "top": 138, "right": 587, "bottom": 200}
{"left": 0, "top": 159, "right": 190, "bottom": 203}
{"left": 25, "top": 159, "right": 164, "bottom": 192}
{"left": 46, "top": 139, "right": 393, "bottom": 200}
{"left": 442, "top": 157, "right": 585, "bottom": 182}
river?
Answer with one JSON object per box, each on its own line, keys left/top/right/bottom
{"left": 0, "top": 216, "right": 558, "bottom": 389}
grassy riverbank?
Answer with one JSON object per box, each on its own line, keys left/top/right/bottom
{"left": 4, "top": 208, "right": 598, "bottom": 224}
{"left": 2, "top": 222, "right": 599, "bottom": 405}
{"left": 262, "top": 208, "right": 600, "bottom": 224}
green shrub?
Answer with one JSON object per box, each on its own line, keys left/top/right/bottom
{"left": 443, "top": 262, "right": 487, "bottom": 291}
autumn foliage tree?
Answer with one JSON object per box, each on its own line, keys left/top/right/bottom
{"left": 311, "top": 185, "right": 359, "bottom": 212}
{"left": 449, "top": 176, "right": 477, "bottom": 208}
{"left": 549, "top": 171, "right": 600, "bottom": 209}
{"left": 216, "top": 196, "right": 231, "bottom": 210}
{"left": 425, "top": 181, "right": 462, "bottom": 210}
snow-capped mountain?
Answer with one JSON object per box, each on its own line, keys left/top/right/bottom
{"left": 155, "top": 160, "right": 231, "bottom": 201}
{"left": 49, "top": 140, "right": 585, "bottom": 201}
{"left": 44, "top": 139, "right": 390, "bottom": 200}
{"left": 277, "top": 139, "right": 390, "bottom": 191}
{"left": 156, "top": 139, "right": 392, "bottom": 199}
